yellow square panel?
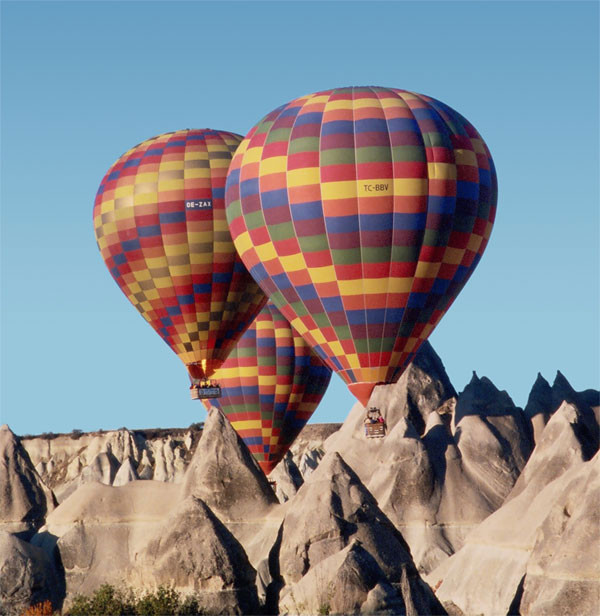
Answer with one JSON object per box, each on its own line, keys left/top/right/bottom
{"left": 158, "top": 179, "right": 184, "bottom": 191}
{"left": 260, "top": 156, "right": 287, "bottom": 175}
{"left": 324, "top": 99, "right": 353, "bottom": 111}
{"left": 454, "top": 149, "right": 478, "bottom": 167}
{"left": 154, "top": 277, "right": 173, "bottom": 289}
{"left": 310, "top": 329, "right": 326, "bottom": 345}
{"left": 308, "top": 264, "right": 337, "bottom": 284}
{"left": 115, "top": 185, "right": 134, "bottom": 198}
{"left": 346, "top": 353, "right": 361, "bottom": 370}
{"left": 442, "top": 247, "right": 464, "bottom": 265}
{"left": 321, "top": 180, "right": 357, "bottom": 200}
{"left": 135, "top": 172, "right": 159, "bottom": 183}
{"left": 242, "top": 146, "right": 264, "bottom": 165}
{"left": 414, "top": 261, "right": 438, "bottom": 278}
{"left": 467, "top": 234, "right": 483, "bottom": 252}
{"left": 208, "top": 158, "right": 231, "bottom": 169}
{"left": 292, "top": 319, "right": 308, "bottom": 335}
{"left": 159, "top": 160, "right": 185, "bottom": 171}
{"left": 279, "top": 254, "right": 306, "bottom": 273}
{"left": 405, "top": 337, "right": 419, "bottom": 352}
{"left": 287, "top": 167, "right": 320, "bottom": 187}
{"left": 392, "top": 178, "right": 427, "bottom": 197}
{"left": 353, "top": 98, "right": 381, "bottom": 110}
{"left": 428, "top": 162, "right": 457, "bottom": 181}
{"left": 134, "top": 192, "right": 158, "bottom": 205}
{"left": 255, "top": 242, "right": 278, "bottom": 262}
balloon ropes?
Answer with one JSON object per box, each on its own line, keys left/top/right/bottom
{"left": 94, "top": 129, "right": 267, "bottom": 394}
{"left": 203, "top": 302, "right": 332, "bottom": 475}
{"left": 225, "top": 87, "right": 497, "bottom": 406}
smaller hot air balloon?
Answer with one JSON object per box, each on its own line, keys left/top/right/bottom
{"left": 204, "top": 303, "right": 332, "bottom": 474}
{"left": 94, "top": 129, "right": 266, "bottom": 396}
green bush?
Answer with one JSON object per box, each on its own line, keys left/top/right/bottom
{"left": 67, "top": 584, "right": 205, "bottom": 615}
{"left": 68, "top": 584, "right": 134, "bottom": 615}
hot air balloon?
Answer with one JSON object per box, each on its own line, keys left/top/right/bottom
{"left": 225, "top": 87, "right": 497, "bottom": 406}
{"left": 94, "top": 129, "right": 267, "bottom": 394}
{"left": 203, "top": 302, "right": 331, "bottom": 474}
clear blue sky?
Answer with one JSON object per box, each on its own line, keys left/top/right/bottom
{"left": 1, "top": 1, "right": 598, "bottom": 436}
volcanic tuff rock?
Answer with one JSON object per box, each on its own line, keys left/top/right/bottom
{"left": 35, "top": 481, "right": 182, "bottom": 597}
{"left": 524, "top": 371, "right": 600, "bottom": 444}
{"left": 0, "top": 425, "right": 56, "bottom": 536}
{"left": 453, "top": 372, "right": 533, "bottom": 508}
{"left": 427, "top": 398, "right": 600, "bottom": 616}
{"left": 4, "top": 349, "right": 599, "bottom": 615}
{"left": 0, "top": 530, "right": 63, "bottom": 615}
{"left": 524, "top": 373, "right": 554, "bottom": 444}
{"left": 134, "top": 496, "right": 259, "bottom": 615}
{"left": 25, "top": 406, "right": 286, "bottom": 613}
{"left": 285, "top": 422, "right": 341, "bottom": 481}
{"left": 279, "top": 539, "right": 445, "bottom": 615}
{"left": 324, "top": 353, "right": 533, "bottom": 573}
{"left": 268, "top": 451, "right": 303, "bottom": 503}
{"left": 112, "top": 456, "right": 139, "bottom": 487}
{"left": 519, "top": 453, "right": 599, "bottom": 615}
{"left": 370, "top": 340, "right": 457, "bottom": 436}
{"left": 508, "top": 400, "right": 599, "bottom": 501}
{"left": 21, "top": 426, "right": 201, "bottom": 502}
{"left": 182, "top": 407, "right": 278, "bottom": 520}
{"left": 277, "top": 451, "right": 444, "bottom": 614}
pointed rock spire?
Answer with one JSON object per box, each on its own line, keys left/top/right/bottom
{"left": 524, "top": 373, "right": 553, "bottom": 444}
{"left": 0, "top": 424, "right": 56, "bottom": 535}
{"left": 182, "top": 407, "right": 278, "bottom": 520}
{"left": 279, "top": 451, "right": 413, "bottom": 584}
{"left": 278, "top": 452, "right": 443, "bottom": 614}
{"left": 368, "top": 341, "right": 457, "bottom": 435}
{"left": 138, "top": 495, "right": 260, "bottom": 614}
{"left": 508, "top": 400, "right": 599, "bottom": 500}
{"left": 112, "top": 457, "right": 139, "bottom": 487}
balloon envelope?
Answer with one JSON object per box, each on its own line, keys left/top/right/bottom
{"left": 225, "top": 87, "right": 497, "bottom": 405}
{"left": 204, "top": 302, "right": 332, "bottom": 474}
{"left": 94, "top": 129, "right": 266, "bottom": 383}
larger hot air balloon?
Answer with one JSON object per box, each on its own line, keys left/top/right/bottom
{"left": 203, "top": 302, "right": 331, "bottom": 474}
{"left": 94, "top": 129, "right": 266, "bottom": 390}
{"left": 225, "top": 87, "right": 497, "bottom": 405}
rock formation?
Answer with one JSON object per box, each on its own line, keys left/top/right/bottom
{"left": 268, "top": 451, "right": 303, "bottom": 503}
{"left": 135, "top": 496, "right": 259, "bottom": 615}
{"left": 29, "top": 408, "right": 273, "bottom": 613}
{"left": 519, "top": 453, "right": 599, "bottom": 615}
{"left": 2, "top": 349, "right": 598, "bottom": 615}
{"left": 427, "top": 398, "right": 600, "bottom": 616}
{"left": 0, "top": 531, "right": 62, "bottom": 615}
{"left": 182, "top": 407, "right": 278, "bottom": 521}
{"left": 524, "top": 370, "right": 600, "bottom": 445}
{"left": 324, "top": 349, "right": 533, "bottom": 573}
{"left": 112, "top": 457, "right": 139, "bottom": 487}
{"left": 0, "top": 425, "right": 56, "bottom": 536}
{"left": 277, "top": 451, "right": 445, "bottom": 614}
{"left": 524, "top": 372, "right": 554, "bottom": 443}
{"left": 453, "top": 372, "right": 533, "bottom": 509}
{"left": 20, "top": 426, "right": 201, "bottom": 502}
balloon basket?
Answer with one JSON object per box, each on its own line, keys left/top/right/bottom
{"left": 365, "top": 423, "right": 386, "bottom": 439}
{"left": 190, "top": 386, "right": 222, "bottom": 400}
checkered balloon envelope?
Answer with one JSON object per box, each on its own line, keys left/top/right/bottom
{"left": 93, "top": 129, "right": 267, "bottom": 392}
{"left": 203, "top": 302, "right": 331, "bottom": 475}
{"left": 225, "top": 87, "right": 497, "bottom": 406}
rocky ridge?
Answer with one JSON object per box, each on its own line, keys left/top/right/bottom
{"left": 20, "top": 426, "right": 202, "bottom": 502}
{"left": 1, "top": 343, "right": 598, "bottom": 615}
